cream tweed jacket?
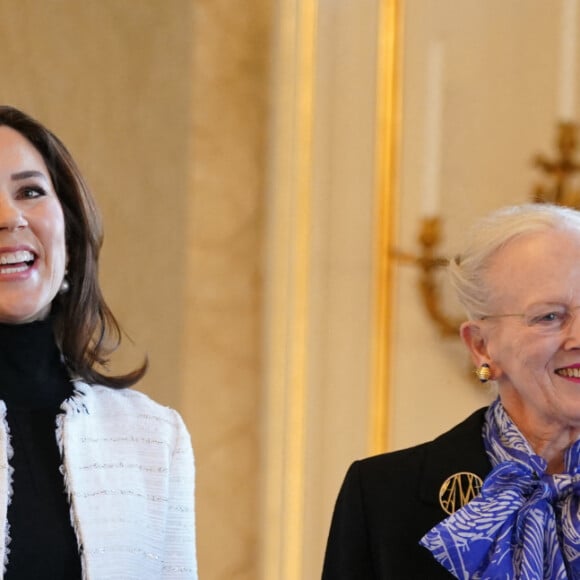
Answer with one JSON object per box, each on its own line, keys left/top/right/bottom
{"left": 0, "top": 382, "right": 197, "bottom": 580}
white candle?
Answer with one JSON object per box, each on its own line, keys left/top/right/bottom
{"left": 421, "top": 42, "right": 445, "bottom": 217}
{"left": 558, "top": 0, "right": 578, "bottom": 121}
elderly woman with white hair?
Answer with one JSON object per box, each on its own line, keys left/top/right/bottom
{"left": 323, "top": 203, "right": 580, "bottom": 579}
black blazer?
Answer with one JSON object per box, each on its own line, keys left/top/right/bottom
{"left": 322, "top": 408, "right": 492, "bottom": 579}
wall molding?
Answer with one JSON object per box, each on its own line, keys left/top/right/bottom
{"left": 261, "top": 1, "right": 399, "bottom": 577}
{"left": 369, "top": 0, "right": 401, "bottom": 454}
{"left": 260, "top": 1, "right": 317, "bottom": 578}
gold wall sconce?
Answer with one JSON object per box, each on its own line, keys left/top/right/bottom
{"left": 397, "top": 3, "right": 580, "bottom": 338}
{"left": 534, "top": 121, "right": 580, "bottom": 209}
{"left": 392, "top": 217, "right": 461, "bottom": 338}
{"left": 393, "top": 121, "right": 580, "bottom": 338}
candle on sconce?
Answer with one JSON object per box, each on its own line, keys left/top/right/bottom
{"left": 421, "top": 42, "right": 445, "bottom": 217}
{"left": 558, "top": 0, "right": 578, "bottom": 121}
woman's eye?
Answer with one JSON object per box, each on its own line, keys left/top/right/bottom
{"left": 19, "top": 186, "right": 46, "bottom": 199}
{"left": 532, "top": 311, "right": 565, "bottom": 324}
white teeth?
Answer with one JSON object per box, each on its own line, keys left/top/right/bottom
{"left": 0, "top": 251, "right": 34, "bottom": 265}
{"left": 557, "top": 368, "right": 580, "bottom": 378}
{"left": 0, "top": 264, "right": 29, "bottom": 275}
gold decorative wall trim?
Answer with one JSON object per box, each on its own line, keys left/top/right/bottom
{"left": 369, "top": 0, "right": 401, "bottom": 454}
{"left": 283, "top": 1, "right": 317, "bottom": 577}
{"left": 264, "top": 0, "right": 397, "bottom": 575}
{"left": 261, "top": 1, "right": 317, "bottom": 578}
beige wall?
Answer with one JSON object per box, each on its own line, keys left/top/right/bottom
{"left": 261, "top": 1, "right": 384, "bottom": 577}
{"left": 185, "top": 1, "right": 270, "bottom": 579}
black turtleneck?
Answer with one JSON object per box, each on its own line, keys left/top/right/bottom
{"left": 0, "top": 320, "right": 82, "bottom": 579}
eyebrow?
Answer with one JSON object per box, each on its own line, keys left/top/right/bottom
{"left": 524, "top": 301, "right": 570, "bottom": 312}
{"left": 10, "top": 170, "right": 48, "bottom": 181}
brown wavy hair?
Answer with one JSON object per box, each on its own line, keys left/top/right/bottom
{"left": 0, "top": 106, "right": 147, "bottom": 388}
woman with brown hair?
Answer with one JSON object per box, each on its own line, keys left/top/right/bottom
{"left": 0, "top": 106, "right": 196, "bottom": 579}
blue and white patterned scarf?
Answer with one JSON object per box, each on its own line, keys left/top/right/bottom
{"left": 420, "top": 398, "right": 580, "bottom": 579}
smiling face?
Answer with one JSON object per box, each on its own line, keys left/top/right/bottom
{"left": 462, "top": 228, "right": 580, "bottom": 440}
{"left": 0, "top": 126, "right": 66, "bottom": 324}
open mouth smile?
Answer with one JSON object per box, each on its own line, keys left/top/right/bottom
{"left": 0, "top": 250, "right": 36, "bottom": 275}
{"left": 556, "top": 367, "right": 580, "bottom": 378}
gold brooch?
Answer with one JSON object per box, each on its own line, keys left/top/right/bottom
{"left": 438, "top": 472, "right": 483, "bottom": 515}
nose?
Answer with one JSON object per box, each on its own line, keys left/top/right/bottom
{"left": 0, "top": 193, "right": 27, "bottom": 231}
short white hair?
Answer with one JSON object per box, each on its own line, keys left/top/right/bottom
{"left": 448, "top": 203, "right": 580, "bottom": 319}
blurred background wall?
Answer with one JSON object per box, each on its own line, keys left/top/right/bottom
{"left": 0, "top": 0, "right": 572, "bottom": 578}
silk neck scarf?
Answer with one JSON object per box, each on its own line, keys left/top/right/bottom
{"left": 420, "top": 398, "right": 580, "bottom": 579}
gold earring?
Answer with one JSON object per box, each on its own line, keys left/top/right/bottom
{"left": 475, "top": 363, "right": 491, "bottom": 383}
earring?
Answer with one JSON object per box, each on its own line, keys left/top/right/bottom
{"left": 475, "top": 363, "right": 491, "bottom": 383}
{"left": 59, "top": 277, "right": 70, "bottom": 294}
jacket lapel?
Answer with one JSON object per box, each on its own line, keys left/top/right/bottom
{"left": 0, "top": 402, "right": 9, "bottom": 573}
{"left": 419, "top": 407, "right": 492, "bottom": 514}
